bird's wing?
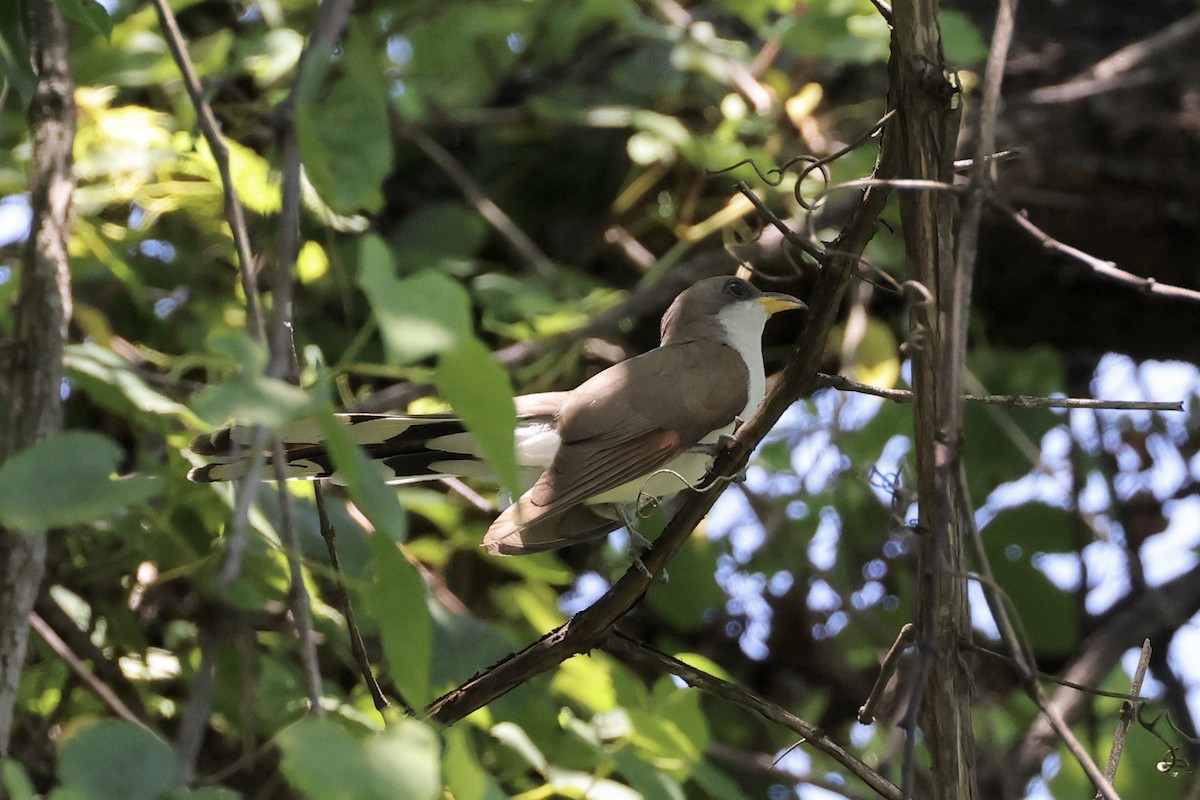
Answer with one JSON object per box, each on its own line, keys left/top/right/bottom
{"left": 484, "top": 340, "right": 748, "bottom": 553}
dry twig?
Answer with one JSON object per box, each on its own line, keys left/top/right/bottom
{"left": 1097, "top": 639, "right": 1152, "bottom": 797}
{"left": 816, "top": 372, "right": 1183, "bottom": 412}
{"left": 858, "top": 623, "right": 915, "bottom": 724}
{"left": 28, "top": 613, "right": 146, "bottom": 730}
{"left": 1029, "top": 12, "right": 1200, "bottom": 104}
{"left": 604, "top": 632, "right": 903, "bottom": 800}
{"left": 992, "top": 198, "right": 1200, "bottom": 306}
{"left": 314, "top": 483, "right": 400, "bottom": 714}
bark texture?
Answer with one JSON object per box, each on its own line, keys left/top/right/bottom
{"left": 0, "top": 0, "right": 76, "bottom": 756}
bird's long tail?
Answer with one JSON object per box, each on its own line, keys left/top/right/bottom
{"left": 187, "top": 413, "right": 488, "bottom": 484}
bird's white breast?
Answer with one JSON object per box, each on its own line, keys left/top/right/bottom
{"left": 714, "top": 300, "right": 769, "bottom": 420}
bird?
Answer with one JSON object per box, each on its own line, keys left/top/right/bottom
{"left": 188, "top": 276, "right": 806, "bottom": 555}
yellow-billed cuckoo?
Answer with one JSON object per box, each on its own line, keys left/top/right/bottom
{"left": 189, "top": 276, "right": 805, "bottom": 554}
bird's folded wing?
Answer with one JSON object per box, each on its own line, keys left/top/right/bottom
{"left": 484, "top": 340, "right": 749, "bottom": 551}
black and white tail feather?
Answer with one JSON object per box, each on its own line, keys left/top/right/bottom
{"left": 189, "top": 414, "right": 510, "bottom": 485}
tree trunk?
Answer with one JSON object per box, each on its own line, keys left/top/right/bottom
{"left": 889, "top": 0, "right": 978, "bottom": 797}
{"left": 0, "top": 0, "right": 76, "bottom": 756}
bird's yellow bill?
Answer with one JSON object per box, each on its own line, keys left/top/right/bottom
{"left": 758, "top": 294, "right": 806, "bottom": 315}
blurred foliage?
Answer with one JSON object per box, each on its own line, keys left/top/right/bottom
{"left": 1, "top": 0, "right": 1197, "bottom": 799}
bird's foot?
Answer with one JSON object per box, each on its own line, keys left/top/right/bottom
{"left": 620, "top": 522, "right": 667, "bottom": 583}
{"left": 631, "top": 556, "right": 668, "bottom": 584}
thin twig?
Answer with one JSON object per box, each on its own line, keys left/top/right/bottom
{"left": 28, "top": 613, "right": 147, "bottom": 729}
{"left": 152, "top": 0, "right": 273, "bottom": 585}
{"left": 965, "top": 641, "right": 1151, "bottom": 701}
{"left": 411, "top": 130, "right": 560, "bottom": 286}
{"left": 859, "top": 623, "right": 915, "bottom": 724}
{"left": 1096, "top": 639, "right": 1152, "bottom": 797}
{"left": 991, "top": 197, "right": 1200, "bottom": 305}
{"left": 175, "top": 629, "right": 219, "bottom": 781}
{"left": 604, "top": 632, "right": 903, "bottom": 800}
{"left": 149, "top": 0, "right": 262, "bottom": 340}
{"left": 733, "top": 181, "right": 827, "bottom": 262}
{"left": 960, "top": 475, "right": 1120, "bottom": 800}
{"left": 1029, "top": 11, "right": 1200, "bottom": 104}
{"left": 952, "top": 148, "right": 1022, "bottom": 173}
{"left": 314, "top": 483, "right": 399, "bottom": 714}
{"left": 217, "top": 425, "right": 270, "bottom": 585}
{"left": 274, "top": 444, "right": 324, "bottom": 716}
{"left": 815, "top": 372, "right": 1184, "bottom": 411}
{"left": 708, "top": 742, "right": 878, "bottom": 800}
{"left": 259, "top": 0, "right": 356, "bottom": 720}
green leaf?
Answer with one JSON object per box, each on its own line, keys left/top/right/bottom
{"left": 0, "top": 1, "right": 35, "bottom": 103}
{"left": 430, "top": 602, "right": 516, "bottom": 687}
{"left": 690, "top": 762, "right": 751, "bottom": 800}
{"left": 2, "top": 759, "right": 36, "bottom": 800}
{"left": 443, "top": 728, "right": 508, "bottom": 800}
{"left": 278, "top": 719, "right": 441, "bottom": 800}
{"left": 357, "top": 238, "right": 474, "bottom": 365}
{"left": 646, "top": 532, "right": 724, "bottom": 632}
{"left": 57, "top": 721, "right": 181, "bottom": 800}
{"left": 56, "top": 0, "right": 113, "bottom": 39}
{"left": 188, "top": 334, "right": 313, "bottom": 428}
{"left": 391, "top": 202, "right": 489, "bottom": 274}
{"left": 0, "top": 432, "right": 162, "bottom": 532}
{"left": 295, "top": 29, "right": 391, "bottom": 214}
{"left": 940, "top": 10, "right": 988, "bottom": 66}
{"left": 982, "top": 504, "right": 1080, "bottom": 657}
{"left": 66, "top": 343, "right": 204, "bottom": 427}
{"left": 166, "top": 789, "right": 243, "bottom": 800}
{"left": 613, "top": 750, "right": 685, "bottom": 800}
{"left": 435, "top": 337, "right": 520, "bottom": 497}
{"left": 369, "top": 532, "right": 433, "bottom": 707}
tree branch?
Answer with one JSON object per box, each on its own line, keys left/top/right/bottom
{"left": 0, "top": 0, "right": 76, "bottom": 756}
{"left": 887, "top": 0, "right": 976, "bottom": 794}
{"left": 815, "top": 372, "right": 1183, "bottom": 412}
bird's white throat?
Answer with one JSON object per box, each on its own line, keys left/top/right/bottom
{"left": 715, "top": 300, "right": 770, "bottom": 419}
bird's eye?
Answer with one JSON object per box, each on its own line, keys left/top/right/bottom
{"left": 724, "top": 278, "right": 750, "bottom": 299}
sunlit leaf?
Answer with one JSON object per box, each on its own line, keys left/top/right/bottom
{"left": 188, "top": 333, "right": 313, "bottom": 427}
{"left": 296, "top": 240, "right": 329, "bottom": 284}
{"left": 0, "top": 432, "right": 161, "bottom": 532}
{"left": 2, "top": 759, "right": 36, "bottom": 800}
{"left": 66, "top": 342, "right": 204, "bottom": 427}
{"left": 830, "top": 318, "right": 901, "bottom": 390}
{"left": 435, "top": 337, "right": 520, "bottom": 496}
{"left": 357, "top": 237, "right": 473, "bottom": 365}
{"left": 278, "top": 719, "right": 440, "bottom": 800}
